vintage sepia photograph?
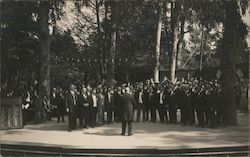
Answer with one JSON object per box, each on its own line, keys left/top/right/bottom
{"left": 0, "top": 0, "right": 249, "bottom": 156}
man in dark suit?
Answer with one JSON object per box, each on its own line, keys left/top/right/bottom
{"left": 149, "top": 87, "right": 157, "bottom": 122}
{"left": 90, "top": 88, "right": 98, "bottom": 127}
{"left": 77, "top": 87, "right": 89, "bottom": 128}
{"left": 135, "top": 87, "right": 145, "bottom": 122}
{"left": 86, "top": 87, "right": 93, "bottom": 127}
{"left": 105, "top": 87, "right": 114, "bottom": 123}
{"left": 169, "top": 84, "right": 177, "bottom": 124}
{"left": 50, "top": 88, "right": 57, "bottom": 118}
{"left": 55, "top": 87, "right": 65, "bottom": 123}
{"left": 66, "top": 84, "right": 77, "bottom": 131}
{"left": 120, "top": 87, "right": 136, "bottom": 136}
{"left": 114, "top": 87, "right": 123, "bottom": 122}
{"left": 196, "top": 84, "right": 205, "bottom": 127}
{"left": 156, "top": 87, "right": 167, "bottom": 123}
{"left": 143, "top": 86, "right": 150, "bottom": 121}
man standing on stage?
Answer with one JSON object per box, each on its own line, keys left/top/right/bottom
{"left": 55, "top": 87, "right": 65, "bottom": 123}
{"left": 135, "top": 86, "right": 145, "bottom": 122}
{"left": 77, "top": 87, "right": 89, "bottom": 128}
{"left": 105, "top": 87, "right": 114, "bottom": 123}
{"left": 120, "top": 87, "right": 136, "bottom": 136}
{"left": 66, "top": 84, "right": 77, "bottom": 131}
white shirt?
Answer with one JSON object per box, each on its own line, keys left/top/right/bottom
{"left": 99, "top": 94, "right": 104, "bottom": 106}
{"left": 82, "top": 94, "right": 89, "bottom": 107}
{"left": 25, "top": 91, "right": 31, "bottom": 103}
{"left": 92, "top": 94, "right": 97, "bottom": 107}
{"left": 52, "top": 93, "right": 56, "bottom": 98}
{"left": 108, "top": 92, "right": 111, "bottom": 103}
{"left": 139, "top": 92, "right": 143, "bottom": 104}
{"left": 159, "top": 92, "right": 163, "bottom": 104}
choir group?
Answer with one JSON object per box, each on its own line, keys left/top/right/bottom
{"left": 48, "top": 77, "right": 224, "bottom": 131}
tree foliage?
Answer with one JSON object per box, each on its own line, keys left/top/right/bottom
{"left": 1, "top": 0, "right": 249, "bottom": 84}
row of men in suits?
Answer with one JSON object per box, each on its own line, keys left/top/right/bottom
{"left": 61, "top": 77, "right": 223, "bottom": 131}
{"left": 65, "top": 84, "right": 125, "bottom": 131}
{"left": 64, "top": 84, "right": 136, "bottom": 135}
{"left": 132, "top": 77, "right": 223, "bottom": 128}
{"left": 51, "top": 88, "right": 66, "bottom": 123}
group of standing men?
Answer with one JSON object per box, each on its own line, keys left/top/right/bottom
{"left": 130, "top": 77, "right": 223, "bottom": 128}
{"left": 58, "top": 76, "right": 224, "bottom": 135}
{"left": 64, "top": 84, "right": 135, "bottom": 135}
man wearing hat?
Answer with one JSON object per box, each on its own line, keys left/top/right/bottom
{"left": 120, "top": 87, "right": 136, "bottom": 136}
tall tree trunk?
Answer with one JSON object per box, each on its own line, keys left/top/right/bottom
{"left": 103, "top": 0, "right": 108, "bottom": 76}
{"left": 37, "top": 1, "right": 50, "bottom": 123}
{"left": 0, "top": 2, "right": 1, "bottom": 69}
{"left": 199, "top": 27, "right": 204, "bottom": 72}
{"left": 244, "top": 2, "right": 250, "bottom": 113}
{"left": 220, "top": 1, "right": 238, "bottom": 125}
{"left": 1, "top": 1, "right": 9, "bottom": 83}
{"left": 95, "top": 0, "right": 104, "bottom": 80}
{"left": 176, "top": 15, "right": 185, "bottom": 68}
{"left": 154, "top": 1, "right": 163, "bottom": 83}
{"left": 169, "top": 2, "right": 179, "bottom": 83}
{"left": 107, "top": 1, "right": 116, "bottom": 86}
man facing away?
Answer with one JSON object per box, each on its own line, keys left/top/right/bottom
{"left": 120, "top": 87, "right": 136, "bottom": 136}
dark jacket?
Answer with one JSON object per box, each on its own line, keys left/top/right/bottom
{"left": 120, "top": 93, "right": 136, "bottom": 121}
{"left": 55, "top": 93, "right": 65, "bottom": 112}
{"left": 105, "top": 92, "right": 114, "bottom": 109}
{"left": 87, "top": 93, "right": 93, "bottom": 108}
{"left": 51, "top": 93, "right": 57, "bottom": 107}
{"left": 66, "top": 91, "right": 77, "bottom": 113}
{"left": 77, "top": 93, "right": 88, "bottom": 109}
{"left": 114, "top": 92, "right": 122, "bottom": 107}
{"left": 97, "top": 93, "right": 105, "bottom": 110}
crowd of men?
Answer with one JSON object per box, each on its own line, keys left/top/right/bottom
{"left": 46, "top": 77, "right": 225, "bottom": 132}
{"left": 2, "top": 76, "right": 244, "bottom": 131}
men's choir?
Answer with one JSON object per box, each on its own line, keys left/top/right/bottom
{"left": 4, "top": 76, "right": 243, "bottom": 129}
{"left": 53, "top": 77, "right": 225, "bottom": 131}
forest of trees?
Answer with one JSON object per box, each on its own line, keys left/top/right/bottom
{"left": 1, "top": 0, "right": 249, "bottom": 125}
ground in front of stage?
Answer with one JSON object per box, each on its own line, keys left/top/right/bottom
{"left": 0, "top": 111, "right": 248, "bottom": 150}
